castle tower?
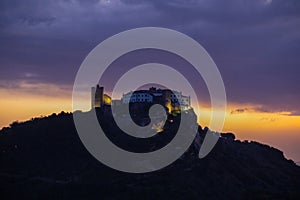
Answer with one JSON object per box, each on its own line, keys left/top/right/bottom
{"left": 91, "top": 84, "right": 104, "bottom": 108}
{"left": 162, "top": 89, "right": 172, "bottom": 113}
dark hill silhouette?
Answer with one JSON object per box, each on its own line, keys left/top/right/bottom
{"left": 0, "top": 111, "right": 300, "bottom": 199}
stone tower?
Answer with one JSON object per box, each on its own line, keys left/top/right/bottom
{"left": 91, "top": 84, "right": 104, "bottom": 108}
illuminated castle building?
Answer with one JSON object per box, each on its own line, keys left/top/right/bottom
{"left": 121, "top": 87, "right": 191, "bottom": 113}
{"left": 91, "top": 85, "right": 191, "bottom": 114}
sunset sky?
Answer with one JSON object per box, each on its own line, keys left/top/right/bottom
{"left": 0, "top": 0, "right": 299, "bottom": 162}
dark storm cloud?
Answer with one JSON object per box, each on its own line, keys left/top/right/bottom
{"left": 0, "top": 0, "right": 299, "bottom": 114}
{"left": 231, "top": 106, "right": 300, "bottom": 116}
{"left": 231, "top": 108, "right": 248, "bottom": 114}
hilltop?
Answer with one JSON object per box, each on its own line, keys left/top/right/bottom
{"left": 0, "top": 111, "right": 300, "bottom": 199}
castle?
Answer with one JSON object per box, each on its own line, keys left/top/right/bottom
{"left": 91, "top": 85, "right": 191, "bottom": 114}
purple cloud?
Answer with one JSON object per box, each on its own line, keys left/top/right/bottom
{"left": 0, "top": 0, "right": 299, "bottom": 114}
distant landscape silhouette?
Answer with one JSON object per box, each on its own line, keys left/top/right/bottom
{"left": 1, "top": 107, "right": 300, "bottom": 199}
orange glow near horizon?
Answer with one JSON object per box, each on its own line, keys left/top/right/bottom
{"left": 0, "top": 88, "right": 299, "bottom": 162}
{"left": 0, "top": 92, "right": 72, "bottom": 129}
{"left": 0, "top": 83, "right": 74, "bottom": 129}
{"left": 196, "top": 105, "right": 300, "bottom": 162}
